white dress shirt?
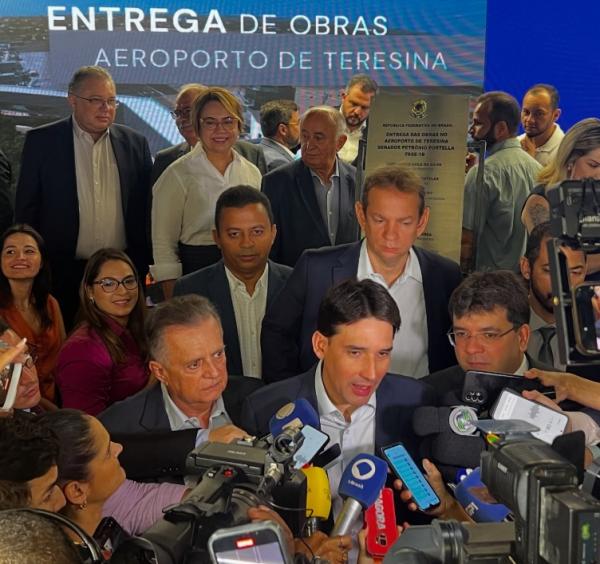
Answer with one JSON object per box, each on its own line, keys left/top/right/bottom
{"left": 225, "top": 264, "right": 269, "bottom": 378}
{"left": 151, "top": 143, "right": 262, "bottom": 281}
{"left": 357, "top": 241, "right": 429, "bottom": 377}
{"left": 72, "top": 117, "right": 126, "bottom": 259}
{"left": 518, "top": 123, "right": 564, "bottom": 167}
{"left": 337, "top": 109, "right": 365, "bottom": 163}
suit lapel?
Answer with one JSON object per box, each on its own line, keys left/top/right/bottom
{"left": 337, "top": 162, "right": 358, "bottom": 241}
{"left": 266, "top": 261, "right": 285, "bottom": 304}
{"left": 139, "top": 384, "right": 171, "bottom": 431}
{"left": 332, "top": 241, "right": 362, "bottom": 284}
{"left": 109, "top": 125, "right": 129, "bottom": 217}
{"left": 413, "top": 247, "right": 437, "bottom": 359}
{"left": 296, "top": 162, "right": 330, "bottom": 242}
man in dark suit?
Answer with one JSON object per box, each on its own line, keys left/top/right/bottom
{"left": 0, "top": 148, "right": 12, "bottom": 236}
{"left": 99, "top": 294, "right": 262, "bottom": 444}
{"left": 262, "top": 106, "right": 359, "bottom": 267}
{"left": 258, "top": 99, "right": 299, "bottom": 172}
{"left": 242, "top": 279, "right": 435, "bottom": 532}
{"left": 15, "top": 66, "right": 152, "bottom": 328}
{"left": 174, "top": 186, "right": 291, "bottom": 378}
{"left": 150, "top": 83, "right": 267, "bottom": 186}
{"left": 262, "top": 164, "right": 462, "bottom": 383}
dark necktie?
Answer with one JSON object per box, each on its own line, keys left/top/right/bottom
{"left": 537, "top": 326, "right": 556, "bottom": 367}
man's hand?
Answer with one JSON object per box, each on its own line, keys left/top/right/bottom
{"left": 522, "top": 389, "right": 572, "bottom": 433}
{"left": 524, "top": 369, "right": 574, "bottom": 403}
{"left": 357, "top": 526, "right": 405, "bottom": 564}
{"left": 465, "top": 152, "right": 477, "bottom": 173}
{"left": 208, "top": 424, "right": 249, "bottom": 443}
{"left": 295, "top": 531, "right": 352, "bottom": 564}
{"left": 520, "top": 135, "right": 537, "bottom": 157}
{"left": 247, "top": 505, "right": 294, "bottom": 556}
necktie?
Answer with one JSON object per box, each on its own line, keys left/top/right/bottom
{"left": 537, "top": 326, "right": 556, "bottom": 367}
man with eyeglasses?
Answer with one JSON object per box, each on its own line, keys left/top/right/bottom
{"left": 16, "top": 65, "right": 152, "bottom": 329}
{"left": 150, "top": 83, "right": 267, "bottom": 187}
{"left": 259, "top": 99, "right": 300, "bottom": 172}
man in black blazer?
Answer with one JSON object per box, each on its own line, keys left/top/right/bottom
{"left": 258, "top": 99, "right": 299, "bottom": 172}
{"left": 150, "top": 83, "right": 267, "bottom": 186}
{"left": 262, "top": 106, "right": 359, "bottom": 267}
{"left": 174, "top": 186, "right": 291, "bottom": 378}
{"left": 15, "top": 66, "right": 152, "bottom": 327}
{"left": 262, "top": 164, "right": 462, "bottom": 383}
{"left": 242, "top": 279, "right": 435, "bottom": 530}
{"left": 99, "top": 295, "right": 262, "bottom": 451}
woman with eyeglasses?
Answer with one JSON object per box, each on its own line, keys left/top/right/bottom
{"left": 56, "top": 249, "right": 149, "bottom": 415}
{"left": 0, "top": 224, "right": 66, "bottom": 404}
{"left": 151, "top": 87, "right": 262, "bottom": 299}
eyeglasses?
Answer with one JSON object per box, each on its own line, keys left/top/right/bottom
{"left": 446, "top": 327, "right": 517, "bottom": 347}
{"left": 70, "top": 93, "right": 120, "bottom": 109}
{"left": 92, "top": 276, "right": 138, "bottom": 293}
{"left": 199, "top": 117, "right": 238, "bottom": 131}
{"left": 170, "top": 108, "right": 192, "bottom": 120}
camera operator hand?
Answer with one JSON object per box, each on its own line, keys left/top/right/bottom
{"left": 247, "top": 505, "right": 295, "bottom": 555}
{"left": 357, "top": 526, "right": 404, "bottom": 564}
{"left": 393, "top": 458, "right": 473, "bottom": 522}
{"left": 525, "top": 368, "right": 600, "bottom": 409}
{"left": 208, "top": 424, "right": 251, "bottom": 443}
{"left": 295, "top": 531, "right": 352, "bottom": 564}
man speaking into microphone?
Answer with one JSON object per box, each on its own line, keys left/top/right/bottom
{"left": 242, "top": 279, "right": 436, "bottom": 536}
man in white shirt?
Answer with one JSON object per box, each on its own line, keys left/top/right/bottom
{"left": 518, "top": 83, "right": 564, "bottom": 166}
{"left": 259, "top": 100, "right": 300, "bottom": 172}
{"left": 15, "top": 65, "right": 152, "bottom": 328}
{"left": 174, "top": 186, "right": 292, "bottom": 378}
{"left": 337, "top": 74, "right": 378, "bottom": 164}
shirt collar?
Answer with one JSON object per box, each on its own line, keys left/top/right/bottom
{"left": 487, "top": 137, "right": 521, "bottom": 156}
{"left": 358, "top": 239, "right": 422, "bottom": 287}
{"left": 314, "top": 360, "right": 377, "bottom": 419}
{"left": 72, "top": 115, "right": 110, "bottom": 142}
{"left": 224, "top": 263, "right": 269, "bottom": 293}
{"left": 308, "top": 157, "right": 340, "bottom": 183}
{"left": 267, "top": 138, "right": 295, "bottom": 158}
{"left": 529, "top": 307, "right": 553, "bottom": 332}
{"left": 514, "top": 355, "right": 529, "bottom": 376}
{"left": 190, "top": 141, "right": 242, "bottom": 164}
{"left": 161, "top": 383, "right": 227, "bottom": 431}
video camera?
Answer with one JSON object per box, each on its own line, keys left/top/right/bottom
{"left": 111, "top": 401, "right": 325, "bottom": 564}
{"left": 384, "top": 433, "right": 600, "bottom": 563}
{"left": 547, "top": 178, "right": 600, "bottom": 365}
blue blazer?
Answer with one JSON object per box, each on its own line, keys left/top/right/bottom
{"left": 262, "top": 159, "right": 360, "bottom": 267}
{"left": 240, "top": 365, "right": 436, "bottom": 459}
{"left": 261, "top": 241, "right": 463, "bottom": 383}
{"left": 15, "top": 116, "right": 152, "bottom": 276}
{"left": 173, "top": 259, "right": 292, "bottom": 377}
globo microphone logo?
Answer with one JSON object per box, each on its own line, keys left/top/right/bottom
{"left": 351, "top": 458, "right": 376, "bottom": 481}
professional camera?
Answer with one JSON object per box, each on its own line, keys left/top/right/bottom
{"left": 547, "top": 179, "right": 600, "bottom": 365}
{"left": 383, "top": 433, "right": 600, "bottom": 563}
{"left": 111, "top": 430, "right": 308, "bottom": 564}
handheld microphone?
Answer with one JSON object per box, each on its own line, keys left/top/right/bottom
{"left": 302, "top": 466, "right": 331, "bottom": 536}
{"left": 454, "top": 467, "right": 510, "bottom": 522}
{"left": 331, "top": 454, "right": 388, "bottom": 536}
{"left": 269, "top": 399, "right": 320, "bottom": 437}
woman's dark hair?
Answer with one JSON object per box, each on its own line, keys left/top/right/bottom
{"left": 37, "top": 409, "right": 95, "bottom": 484}
{"left": 77, "top": 248, "right": 147, "bottom": 364}
{"left": 0, "top": 224, "right": 53, "bottom": 329}
{"left": 317, "top": 278, "right": 401, "bottom": 337}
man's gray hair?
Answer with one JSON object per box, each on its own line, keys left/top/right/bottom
{"left": 301, "top": 105, "right": 347, "bottom": 138}
{"left": 68, "top": 65, "right": 114, "bottom": 93}
{"left": 146, "top": 295, "right": 221, "bottom": 361}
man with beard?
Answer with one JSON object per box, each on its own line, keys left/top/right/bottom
{"left": 259, "top": 100, "right": 300, "bottom": 172}
{"left": 337, "top": 74, "right": 378, "bottom": 164}
{"left": 461, "top": 91, "right": 541, "bottom": 272}
{"left": 518, "top": 84, "right": 564, "bottom": 166}
{"left": 519, "top": 221, "right": 590, "bottom": 372}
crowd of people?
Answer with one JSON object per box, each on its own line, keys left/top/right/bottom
{"left": 0, "top": 64, "right": 599, "bottom": 563}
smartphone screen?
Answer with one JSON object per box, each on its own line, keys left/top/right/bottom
{"left": 293, "top": 425, "right": 329, "bottom": 469}
{"left": 491, "top": 388, "right": 569, "bottom": 444}
{"left": 381, "top": 443, "right": 440, "bottom": 511}
{"left": 213, "top": 541, "right": 286, "bottom": 564}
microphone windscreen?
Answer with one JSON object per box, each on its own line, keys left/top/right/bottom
{"left": 413, "top": 406, "right": 452, "bottom": 436}
{"left": 430, "top": 434, "right": 484, "bottom": 468}
{"left": 338, "top": 453, "right": 388, "bottom": 508}
{"left": 302, "top": 466, "right": 331, "bottom": 519}
{"left": 454, "top": 467, "right": 510, "bottom": 522}
{"left": 269, "top": 398, "right": 320, "bottom": 437}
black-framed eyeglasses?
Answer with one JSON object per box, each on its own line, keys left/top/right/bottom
{"left": 92, "top": 276, "right": 138, "bottom": 293}
{"left": 199, "top": 117, "right": 238, "bottom": 131}
{"left": 70, "top": 93, "right": 120, "bottom": 109}
{"left": 446, "top": 327, "right": 517, "bottom": 347}
{"left": 170, "top": 108, "right": 192, "bottom": 119}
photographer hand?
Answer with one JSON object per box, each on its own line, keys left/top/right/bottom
{"left": 208, "top": 424, "right": 250, "bottom": 443}
{"left": 295, "top": 531, "right": 351, "bottom": 564}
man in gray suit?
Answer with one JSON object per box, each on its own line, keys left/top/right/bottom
{"left": 150, "top": 83, "right": 267, "bottom": 186}
{"left": 259, "top": 99, "right": 299, "bottom": 172}
{"left": 174, "top": 186, "right": 291, "bottom": 379}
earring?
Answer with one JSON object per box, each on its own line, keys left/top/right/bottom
{"left": 79, "top": 500, "right": 88, "bottom": 510}
{"left": 89, "top": 296, "right": 94, "bottom": 304}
